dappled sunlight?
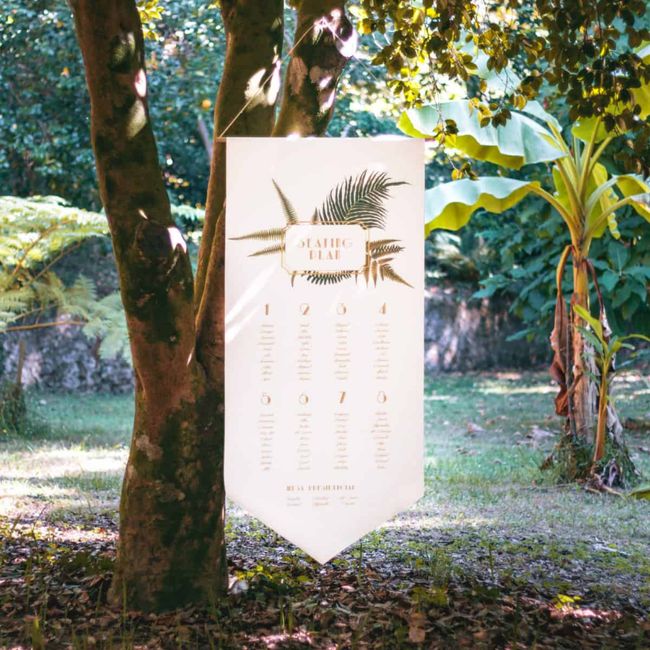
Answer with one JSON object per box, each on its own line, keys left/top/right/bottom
{"left": 252, "top": 630, "right": 315, "bottom": 648}
{"left": 550, "top": 605, "right": 624, "bottom": 623}
{"left": 0, "top": 446, "right": 126, "bottom": 480}
{"left": 2, "top": 520, "right": 118, "bottom": 545}
{"left": 0, "top": 479, "right": 72, "bottom": 499}
{"left": 424, "top": 393, "right": 459, "bottom": 402}
{"left": 480, "top": 383, "right": 558, "bottom": 395}
{"left": 126, "top": 99, "right": 147, "bottom": 139}
{"left": 0, "top": 445, "right": 125, "bottom": 518}
{"left": 384, "top": 512, "right": 494, "bottom": 530}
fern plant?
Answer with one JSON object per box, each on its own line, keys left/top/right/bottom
{"left": 0, "top": 196, "right": 128, "bottom": 359}
{"left": 232, "top": 171, "right": 412, "bottom": 287}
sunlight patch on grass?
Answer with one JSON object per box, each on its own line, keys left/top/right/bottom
{"left": 424, "top": 394, "right": 460, "bottom": 402}
{"left": 384, "top": 512, "right": 495, "bottom": 530}
{"left": 0, "top": 447, "right": 126, "bottom": 480}
{"left": 479, "top": 384, "right": 558, "bottom": 395}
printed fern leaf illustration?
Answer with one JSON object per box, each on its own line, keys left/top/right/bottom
{"left": 272, "top": 180, "right": 299, "bottom": 225}
{"left": 304, "top": 271, "right": 354, "bottom": 285}
{"left": 379, "top": 263, "right": 412, "bottom": 288}
{"left": 230, "top": 227, "right": 285, "bottom": 242}
{"left": 249, "top": 244, "right": 285, "bottom": 257}
{"left": 370, "top": 243, "right": 405, "bottom": 259}
{"left": 314, "top": 170, "right": 407, "bottom": 229}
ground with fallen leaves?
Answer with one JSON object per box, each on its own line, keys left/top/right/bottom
{"left": 1, "top": 372, "right": 649, "bottom": 648}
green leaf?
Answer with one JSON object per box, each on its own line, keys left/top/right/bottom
{"left": 599, "top": 270, "right": 619, "bottom": 292}
{"left": 583, "top": 163, "right": 619, "bottom": 239}
{"left": 518, "top": 101, "right": 562, "bottom": 133}
{"left": 424, "top": 177, "right": 540, "bottom": 235}
{"left": 399, "top": 100, "right": 565, "bottom": 169}
{"left": 573, "top": 304, "right": 603, "bottom": 341}
{"left": 611, "top": 281, "right": 633, "bottom": 309}
{"left": 457, "top": 40, "right": 522, "bottom": 95}
{"left": 576, "top": 325, "right": 605, "bottom": 355}
{"left": 614, "top": 175, "right": 650, "bottom": 222}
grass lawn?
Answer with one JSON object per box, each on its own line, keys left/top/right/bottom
{"left": 1, "top": 371, "right": 649, "bottom": 648}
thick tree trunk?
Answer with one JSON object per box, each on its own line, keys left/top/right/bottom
{"left": 71, "top": 0, "right": 227, "bottom": 611}
{"left": 73, "top": 0, "right": 353, "bottom": 611}
{"left": 273, "top": 0, "right": 357, "bottom": 136}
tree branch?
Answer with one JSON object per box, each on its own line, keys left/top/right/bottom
{"left": 195, "top": 0, "right": 284, "bottom": 388}
{"left": 273, "top": 0, "right": 357, "bottom": 136}
{"left": 195, "top": 0, "right": 284, "bottom": 306}
{"left": 71, "top": 0, "right": 197, "bottom": 407}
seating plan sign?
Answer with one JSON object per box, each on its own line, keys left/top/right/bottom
{"left": 225, "top": 138, "right": 424, "bottom": 563}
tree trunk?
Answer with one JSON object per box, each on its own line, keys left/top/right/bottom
{"left": 195, "top": 0, "right": 284, "bottom": 304}
{"left": 273, "top": 0, "right": 356, "bottom": 136}
{"left": 72, "top": 0, "right": 353, "bottom": 611}
{"left": 71, "top": 0, "right": 227, "bottom": 611}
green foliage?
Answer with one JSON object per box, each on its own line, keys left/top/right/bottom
{"left": 0, "top": 2, "right": 97, "bottom": 205}
{"left": 0, "top": 196, "right": 127, "bottom": 359}
{"left": 1, "top": 2, "right": 399, "bottom": 211}
{"left": 403, "top": 96, "right": 650, "bottom": 339}
{"left": 424, "top": 177, "right": 539, "bottom": 235}
{"left": 1, "top": 0, "right": 226, "bottom": 209}
{"left": 630, "top": 484, "right": 650, "bottom": 499}
{"left": 463, "top": 206, "right": 650, "bottom": 339}
{"left": 400, "top": 100, "right": 564, "bottom": 169}
{"left": 357, "top": 0, "right": 650, "bottom": 172}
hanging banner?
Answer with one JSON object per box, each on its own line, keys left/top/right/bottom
{"left": 225, "top": 138, "right": 424, "bottom": 563}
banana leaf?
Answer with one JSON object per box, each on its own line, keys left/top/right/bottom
{"left": 615, "top": 174, "right": 650, "bottom": 221}
{"left": 424, "top": 177, "right": 539, "bottom": 235}
{"left": 399, "top": 100, "right": 565, "bottom": 170}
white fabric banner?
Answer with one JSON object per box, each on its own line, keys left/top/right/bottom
{"left": 225, "top": 138, "right": 424, "bottom": 563}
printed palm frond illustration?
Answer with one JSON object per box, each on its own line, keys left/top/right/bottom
{"left": 232, "top": 170, "right": 412, "bottom": 288}
{"left": 315, "top": 170, "right": 406, "bottom": 229}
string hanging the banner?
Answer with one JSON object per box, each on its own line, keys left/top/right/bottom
{"left": 217, "top": 22, "right": 315, "bottom": 138}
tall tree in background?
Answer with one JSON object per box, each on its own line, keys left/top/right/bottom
{"left": 70, "top": 0, "right": 355, "bottom": 611}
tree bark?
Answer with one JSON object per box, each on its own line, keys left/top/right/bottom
{"left": 71, "top": 0, "right": 227, "bottom": 611}
{"left": 273, "top": 0, "right": 357, "bottom": 136}
{"left": 195, "top": 0, "right": 284, "bottom": 306}
{"left": 72, "top": 0, "right": 353, "bottom": 611}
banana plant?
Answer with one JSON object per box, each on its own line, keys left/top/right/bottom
{"left": 574, "top": 304, "right": 650, "bottom": 470}
{"left": 399, "top": 52, "right": 650, "bottom": 482}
